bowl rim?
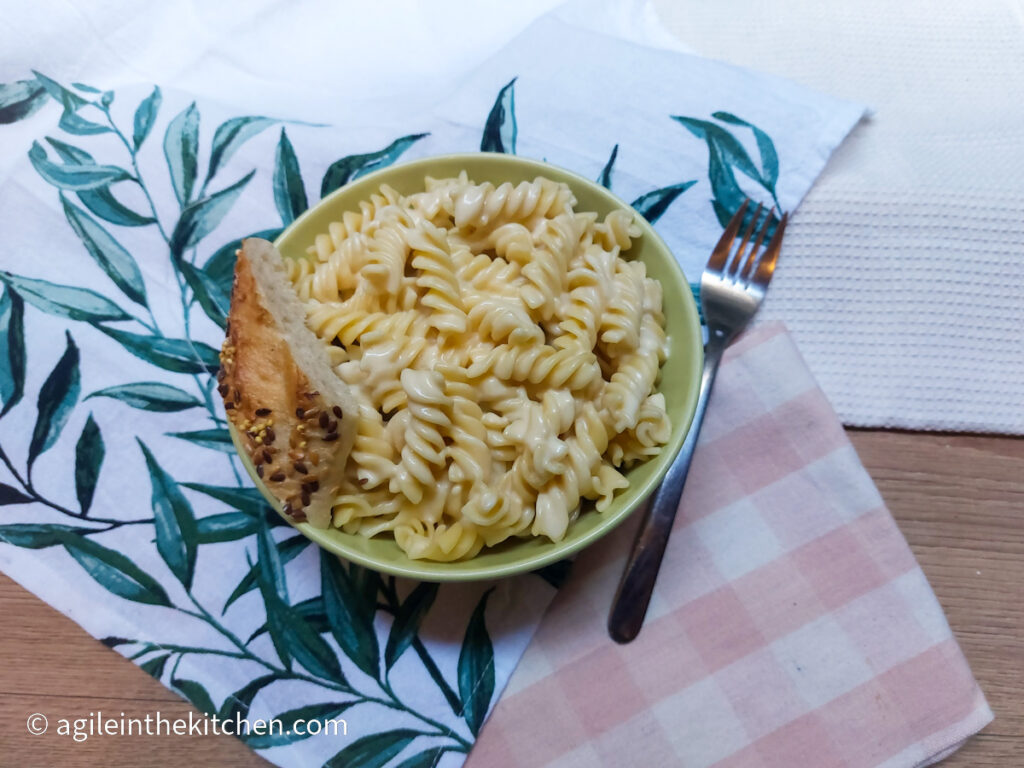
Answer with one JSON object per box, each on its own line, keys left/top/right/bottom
{"left": 237, "top": 151, "right": 705, "bottom": 581}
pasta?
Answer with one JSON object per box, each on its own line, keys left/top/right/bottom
{"left": 290, "top": 173, "right": 672, "bottom": 561}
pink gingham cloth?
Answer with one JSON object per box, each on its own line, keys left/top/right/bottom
{"left": 467, "top": 322, "right": 992, "bottom": 768}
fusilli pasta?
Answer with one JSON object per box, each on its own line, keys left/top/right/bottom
{"left": 289, "top": 173, "right": 672, "bottom": 560}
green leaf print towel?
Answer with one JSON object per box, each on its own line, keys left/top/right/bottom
{"left": 0, "top": 12, "right": 862, "bottom": 768}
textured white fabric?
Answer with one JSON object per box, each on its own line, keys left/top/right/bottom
{"left": 653, "top": 0, "right": 1024, "bottom": 433}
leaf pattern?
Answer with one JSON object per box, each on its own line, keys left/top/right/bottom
{"left": 87, "top": 382, "right": 201, "bottom": 412}
{"left": 457, "top": 588, "right": 496, "bottom": 736}
{"left": 139, "top": 439, "right": 198, "bottom": 589}
{"left": 205, "top": 116, "right": 276, "bottom": 186}
{"left": 0, "top": 272, "right": 130, "bottom": 323}
{"left": 350, "top": 564, "right": 383, "bottom": 622}
{"left": 31, "top": 70, "right": 87, "bottom": 111}
{"left": 481, "top": 77, "right": 517, "bottom": 154}
{"left": 202, "top": 227, "right": 283, "bottom": 298}
{"left": 99, "top": 636, "right": 134, "bottom": 648}
{"left": 273, "top": 127, "right": 307, "bottom": 225}
{"left": 28, "top": 331, "right": 80, "bottom": 469}
{"left": 59, "top": 531, "right": 171, "bottom": 606}
{"left": 0, "top": 523, "right": 85, "bottom": 546}
{"left": 255, "top": 523, "right": 294, "bottom": 670}
{"left": 320, "top": 134, "right": 428, "bottom": 198}
{"left": 164, "top": 102, "right": 200, "bottom": 207}
{"left": 180, "top": 260, "right": 230, "bottom": 329}
{"left": 246, "top": 596, "right": 327, "bottom": 644}
{"left": 0, "top": 485, "right": 34, "bottom": 507}
{"left": 195, "top": 512, "right": 259, "bottom": 544}
{"left": 29, "top": 141, "right": 131, "bottom": 190}
{"left": 533, "top": 559, "right": 572, "bottom": 589}
{"left": 182, "top": 482, "right": 270, "bottom": 516}
{"left": 172, "top": 677, "right": 218, "bottom": 717}
{"left": 58, "top": 110, "right": 110, "bottom": 136}
{"left": 44, "top": 135, "right": 92, "bottom": 163}
{"left": 79, "top": 186, "right": 154, "bottom": 227}
{"left": 167, "top": 428, "right": 234, "bottom": 453}
{"left": 224, "top": 534, "right": 309, "bottom": 612}
{"left": 169, "top": 171, "right": 255, "bottom": 260}
{"left": 0, "top": 79, "right": 48, "bottom": 124}
{"left": 140, "top": 653, "right": 171, "bottom": 679}
{"left": 61, "top": 194, "right": 148, "bottom": 305}
{"left": 321, "top": 550, "right": 381, "bottom": 678}
{"left": 218, "top": 673, "right": 282, "bottom": 721}
{"left": 597, "top": 143, "right": 618, "bottom": 189}
{"left": 32, "top": 71, "right": 84, "bottom": 110}
{"left": 673, "top": 112, "right": 783, "bottom": 226}
{"left": 74, "top": 414, "right": 104, "bottom": 515}
{"left": 96, "top": 327, "right": 220, "bottom": 374}
{"left": 712, "top": 111, "right": 779, "bottom": 191}
{"left": 324, "top": 730, "right": 423, "bottom": 768}
{"left": 385, "top": 582, "right": 438, "bottom": 670}
{"left": 132, "top": 87, "right": 162, "bottom": 149}
{"left": 631, "top": 180, "right": 697, "bottom": 225}
{"left": 44, "top": 138, "right": 154, "bottom": 227}
{"left": 675, "top": 117, "right": 761, "bottom": 180}
{"left": 0, "top": 287, "right": 26, "bottom": 416}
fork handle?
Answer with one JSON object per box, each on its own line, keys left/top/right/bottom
{"left": 608, "top": 332, "right": 727, "bottom": 644}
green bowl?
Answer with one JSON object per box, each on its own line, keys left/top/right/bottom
{"left": 231, "top": 152, "right": 703, "bottom": 581}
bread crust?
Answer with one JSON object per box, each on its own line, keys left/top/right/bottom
{"left": 218, "top": 240, "right": 352, "bottom": 528}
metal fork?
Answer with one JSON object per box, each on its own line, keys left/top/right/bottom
{"left": 608, "top": 200, "right": 788, "bottom": 644}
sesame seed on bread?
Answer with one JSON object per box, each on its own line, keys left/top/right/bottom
{"left": 218, "top": 237, "right": 356, "bottom": 528}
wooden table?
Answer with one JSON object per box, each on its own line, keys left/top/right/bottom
{"left": 0, "top": 430, "right": 1020, "bottom": 766}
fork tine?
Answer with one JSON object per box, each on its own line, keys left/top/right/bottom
{"left": 739, "top": 207, "right": 773, "bottom": 281}
{"left": 728, "top": 202, "right": 763, "bottom": 277}
{"left": 752, "top": 212, "right": 788, "bottom": 287}
{"left": 706, "top": 199, "right": 749, "bottom": 273}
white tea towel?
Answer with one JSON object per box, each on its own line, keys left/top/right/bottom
{"left": 654, "top": 0, "right": 1024, "bottom": 433}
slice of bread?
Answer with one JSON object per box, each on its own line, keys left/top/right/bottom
{"left": 218, "top": 237, "right": 356, "bottom": 528}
